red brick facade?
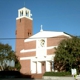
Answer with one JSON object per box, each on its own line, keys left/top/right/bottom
{"left": 15, "top": 17, "right": 33, "bottom": 56}
{"left": 24, "top": 41, "right": 36, "bottom": 50}
{"left": 15, "top": 17, "right": 33, "bottom": 74}
{"left": 47, "top": 35, "right": 68, "bottom": 55}
{"left": 20, "top": 60, "right": 31, "bottom": 74}
{"left": 20, "top": 52, "right": 36, "bottom": 57}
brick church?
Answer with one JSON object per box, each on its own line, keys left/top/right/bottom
{"left": 15, "top": 7, "right": 71, "bottom": 75}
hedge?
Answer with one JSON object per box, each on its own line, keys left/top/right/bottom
{"left": 43, "top": 72, "right": 71, "bottom": 76}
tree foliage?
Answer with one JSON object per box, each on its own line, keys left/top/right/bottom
{"left": 0, "top": 43, "right": 21, "bottom": 71}
{"left": 54, "top": 36, "right": 80, "bottom": 72}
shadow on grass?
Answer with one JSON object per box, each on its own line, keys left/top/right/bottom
{"left": 0, "top": 71, "right": 34, "bottom": 79}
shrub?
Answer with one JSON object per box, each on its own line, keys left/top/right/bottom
{"left": 43, "top": 72, "right": 71, "bottom": 76}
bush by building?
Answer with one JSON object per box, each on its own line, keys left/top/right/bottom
{"left": 43, "top": 72, "right": 71, "bottom": 76}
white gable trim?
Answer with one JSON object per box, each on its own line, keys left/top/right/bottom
{"left": 24, "top": 31, "right": 71, "bottom": 42}
{"left": 63, "top": 33, "right": 71, "bottom": 38}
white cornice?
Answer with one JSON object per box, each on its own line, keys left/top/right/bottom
{"left": 24, "top": 31, "right": 71, "bottom": 42}
{"left": 20, "top": 54, "right": 55, "bottom": 61}
{"left": 16, "top": 16, "right": 33, "bottom": 20}
{"left": 20, "top": 46, "right": 57, "bottom": 53}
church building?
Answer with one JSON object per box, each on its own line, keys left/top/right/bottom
{"left": 15, "top": 7, "right": 71, "bottom": 75}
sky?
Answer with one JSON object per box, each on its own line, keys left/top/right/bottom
{"left": 0, "top": 0, "right": 80, "bottom": 50}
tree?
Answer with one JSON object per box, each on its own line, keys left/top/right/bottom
{"left": 0, "top": 43, "right": 21, "bottom": 71}
{"left": 54, "top": 36, "right": 80, "bottom": 72}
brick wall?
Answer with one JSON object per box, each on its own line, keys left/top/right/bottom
{"left": 20, "top": 51, "right": 36, "bottom": 57}
{"left": 24, "top": 40, "right": 36, "bottom": 50}
{"left": 47, "top": 35, "right": 68, "bottom": 55}
{"left": 20, "top": 59, "right": 31, "bottom": 74}
{"left": 15, "top": 17, "right": 32, "bottom": 57}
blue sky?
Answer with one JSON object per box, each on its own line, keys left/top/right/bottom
{"left": 0, "top": 0, "right": 80, "bottom": 50}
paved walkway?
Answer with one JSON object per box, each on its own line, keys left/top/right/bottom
{"left": 0, "top": 79, "right": 43, "bottom": 80}
{"left": 0, "top": 79, "right": 76, "bottom": 80}
{"left": 0, "top": 77, "right": 78, "bottom": 80}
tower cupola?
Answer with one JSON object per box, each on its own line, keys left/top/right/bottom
{"left": 16, "top": 7, "right": 32, "bottom": 20}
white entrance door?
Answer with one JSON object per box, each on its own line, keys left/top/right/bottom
{"left": 42, "top": 62, "right": 46, "bottom": 73}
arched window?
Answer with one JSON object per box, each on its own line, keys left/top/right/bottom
{"left": 26, "top": 11, "right": 29, "bottom": 17}
{"left": 22, "top": 11, "right": 23, "bottom": 16}
{"left": 20, "top": 11, "right": 23, "bottom": 16}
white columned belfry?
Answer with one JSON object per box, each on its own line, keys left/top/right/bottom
{"left": 17, "top": 7, "right": 32, "bottom": 20}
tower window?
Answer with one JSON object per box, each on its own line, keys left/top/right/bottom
{"left": 26, "top": 11, "right": 29, "bottom": 17}
{"left": 26, "top": 11, "right": 27, "bottom": 16}
{"left": 20, "top": 11, "right": 22, "bottom": 16}
{"left": 22, "top": 11, "right": 23, "bottom": 16}
{"left": 28, "top": 32, "right": 29, "bottom": 36}
{"left": 20, "top": 11, "right": 23, "bottom": 16}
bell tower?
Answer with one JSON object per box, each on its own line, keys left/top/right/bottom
{"left": 15, "top": 7, "right": 33, "bottom": 57}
